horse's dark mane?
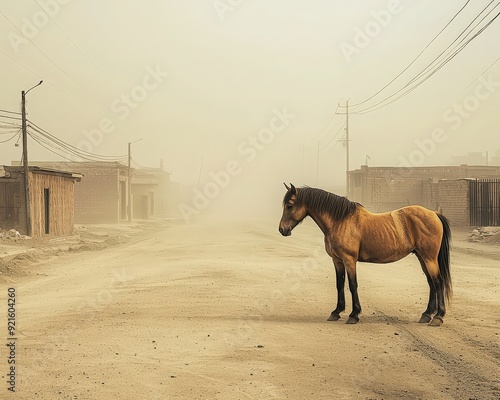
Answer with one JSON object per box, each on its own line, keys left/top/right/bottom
{"left": 287, "top": 187, "right": 360, "bottom": 221}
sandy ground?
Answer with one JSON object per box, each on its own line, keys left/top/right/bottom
{"left": 1, "top": 218, "right": 499, "bottom": 400}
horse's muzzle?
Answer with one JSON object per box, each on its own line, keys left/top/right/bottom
{"left": 279, "top": 227, "right": 291, "bottom": 236}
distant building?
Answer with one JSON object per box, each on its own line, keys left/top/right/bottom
{"left": 15, "top": 161, "right": 182, "bottom": 223}
{"left": 14, "top": 161, "right": 131, "bottom": 224}
{"left": 348, "top": 164, "right": 500, "bottom": 226}
{"left": 450, "top": 152, "right": 487, "bottom": 165}
{"left": 131, "top": 168, "right": 181, "bottom": 219}
{"left": 0, "top": 165, "right": 82, "bottom": 236}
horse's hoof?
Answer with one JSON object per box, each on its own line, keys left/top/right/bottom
{"left": 346, "top": 316, "right": 359, "bottom": 324}
{"left": 418, "top": 314, "right": 432, "bottom": 324}
{"left": 327, "top": 313, "right": 341, "bottom": 321}
{"left": 429, "top": 316, "right": 443, "bottom": 326}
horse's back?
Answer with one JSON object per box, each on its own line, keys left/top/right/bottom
{"left": 354, "top": 205, "right": 442, "bottom": 262}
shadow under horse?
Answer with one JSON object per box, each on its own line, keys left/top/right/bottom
{"left": 278, "top": 184, "right": 452, "bottom": 326}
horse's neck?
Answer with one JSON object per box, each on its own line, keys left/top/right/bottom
{"left": 306, "top": 207, "right": 332, "bottom": 236}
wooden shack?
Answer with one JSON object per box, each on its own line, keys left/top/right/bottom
{"left": 0, "top": 166, "right": 82, "bottom": 237}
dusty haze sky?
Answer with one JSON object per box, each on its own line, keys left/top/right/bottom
{"left": 1, "top": 1, "right": 499, "bottom": 218}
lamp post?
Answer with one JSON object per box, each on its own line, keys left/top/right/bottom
{"left": 127, "top": 138, "right": 143, "bottom": 222}
{"left": 21, "top": 80, "right": 43, "bottom": 236}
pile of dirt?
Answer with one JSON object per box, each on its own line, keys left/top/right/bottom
{"left": 0, "top": 228, "right": 31, "bottom": 241}
{"left": 0, "top": 220, "right": 163, "bottom": 282}
{"left": 0, "top": 258, "right": 25, "bottom": 279}
{"left": 0, "top": 251, "right": 40, "bottom": 281}
{"left": 469, "top": 227, "right": 500, "bottom": 244}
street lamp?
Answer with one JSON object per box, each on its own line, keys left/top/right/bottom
{"left": 21, "top": 80, "right": 43, "bottom": 237}
{"left": 127, "top": 138, "right": 143, "bottom": 222}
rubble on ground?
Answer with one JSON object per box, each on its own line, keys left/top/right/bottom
{"left": 0, "top": 229, "right": 31, "bottom": 240}
{"left": 469, "top": 227, "right": 500, "bottom": 244}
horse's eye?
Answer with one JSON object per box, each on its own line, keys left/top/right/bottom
{"left": 286, "top": 204, "right": 293, "bottom": 210}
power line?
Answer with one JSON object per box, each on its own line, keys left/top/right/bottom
{"left": 320, "top": 121, "right": 345, "bottom": 152}
{"left": 350, "top": 0, "right": 473, "bottom": 109}
{"left": 352, "top": 5, "right": 500, "bottom": 114}
{"left": 27, "top": 119, "right": 127, "bottom": 159}
{"left": 0, "top": 50, "right": 112, "bottom": 120}
{"left": 0, "top": 109, "right": 21, "bottom": 115}
{"left": 0, "top": 130, "right": 20, "bottom": 144}
{"left": 406, "top": 1, "right": 498, "bottom": 88}
{"left": 455, "top": 54, "right": 500, "bottom": 95}
{"left": 32, "top": 0, "right": 126, "bottom": 95}
{"left": 0, "top": 120, "right": 21, "bottom": 129}
{"left": 0, "top": 114, "right": 21, "bottom": 121}
{"left": 27, "top": 120, "right": 128, "bottom": 162}
{"left": 310, "top": 104, "right": 341, "bottom": 143}
{"left": 131, "top": 158, "right": 151, "bottom": 169}
{"left": 0, "top": 10, "right": 113, "bottom": 111}
{"left": 28, "top": 128, "right": 123, "bottom": 162}
{"left": 28, "top": 131, "right": 81, "bottom": 162}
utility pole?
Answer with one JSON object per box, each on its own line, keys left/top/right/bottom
{"left": 21, "top": 80, "right": 43, "bottom": 237}
{"left": 345, "top": 100, "right": 349, "bottom": 197}
{"left": 338, "top": 99, "right": 350, "bottom": 197}
{"left": 127, "top": 138, "right": 142, "bottom": 223}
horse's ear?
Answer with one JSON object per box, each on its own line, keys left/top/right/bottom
{"left": 283, "top": 182, "right": 290, "bottom": 191}
{"left": 290, "top": 183, "right": 296, "bottom": 194}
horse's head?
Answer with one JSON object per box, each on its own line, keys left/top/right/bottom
{"left": 279, "top": 183, "right": 307, "bottom": 236}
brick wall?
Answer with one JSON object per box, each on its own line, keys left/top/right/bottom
{"left": 74, "top": 167, "right": 119, "bottom": 223}
{"left": 421, "top": 180, "right": 470, "bottom": 226}
{"left": 349, "top": 166, "right": 499, "bottom": 223}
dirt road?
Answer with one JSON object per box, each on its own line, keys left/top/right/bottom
{"left": 2, "top": 219, "right": 499, "bottom": 399}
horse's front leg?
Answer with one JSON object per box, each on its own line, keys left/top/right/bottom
{"left": 345, "top": 258, "right": 362, "bottom": 324}
{"left": 327, "top": 260, "right": 346, "bottom": 321}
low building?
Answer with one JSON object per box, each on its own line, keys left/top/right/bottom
{"left": 132, "top": 168, "right": 181, "bottom": 219}
{"left": 16, "top": 161, "right": 132, "bottom": 224}
{"left": 348, "top": 165, "right": 500, "bottom": 226}
{"left": 0, "top": 165, "right": 82, "bottom": 236}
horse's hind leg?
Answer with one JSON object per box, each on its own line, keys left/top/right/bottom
{"left": 417, "top": 254, "right": 445, "bottom": 326}
{"left": 419, "top": 274, "right": 437, "bottom": 323}
{"left": 328, "top": 260, "right": 346, "bottom": 321}
{"left": 429, "top": 269, "right": 446, "bottom": 326}
{"left": 415, "top": 253, "right": 437, "bottom": 323}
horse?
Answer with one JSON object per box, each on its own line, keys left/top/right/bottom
{"left": 278, "top": 183, "right": 452, "bottom": 326}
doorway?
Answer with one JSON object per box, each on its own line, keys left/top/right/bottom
{"left": 44, "top": 188, "right": 50, "bottom": 234}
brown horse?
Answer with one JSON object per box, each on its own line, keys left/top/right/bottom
{"left": 278, "top": 183, "right": 452, "bottom": 326}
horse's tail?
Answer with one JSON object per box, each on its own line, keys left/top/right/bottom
{"left": 436, "top": 213, "right": 452, "bottom": 304}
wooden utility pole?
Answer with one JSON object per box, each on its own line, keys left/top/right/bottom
{"left": 21, "top": 80, "right": 43, "bottom": 236}
{"left": 21, "top": 90, "right": 32, "bottom": 236}
{"left": 338, "top": 100, "right": 350, "bottom": 197}
{"left": 345, "top": 100, "right": 350, "bottom": 197}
